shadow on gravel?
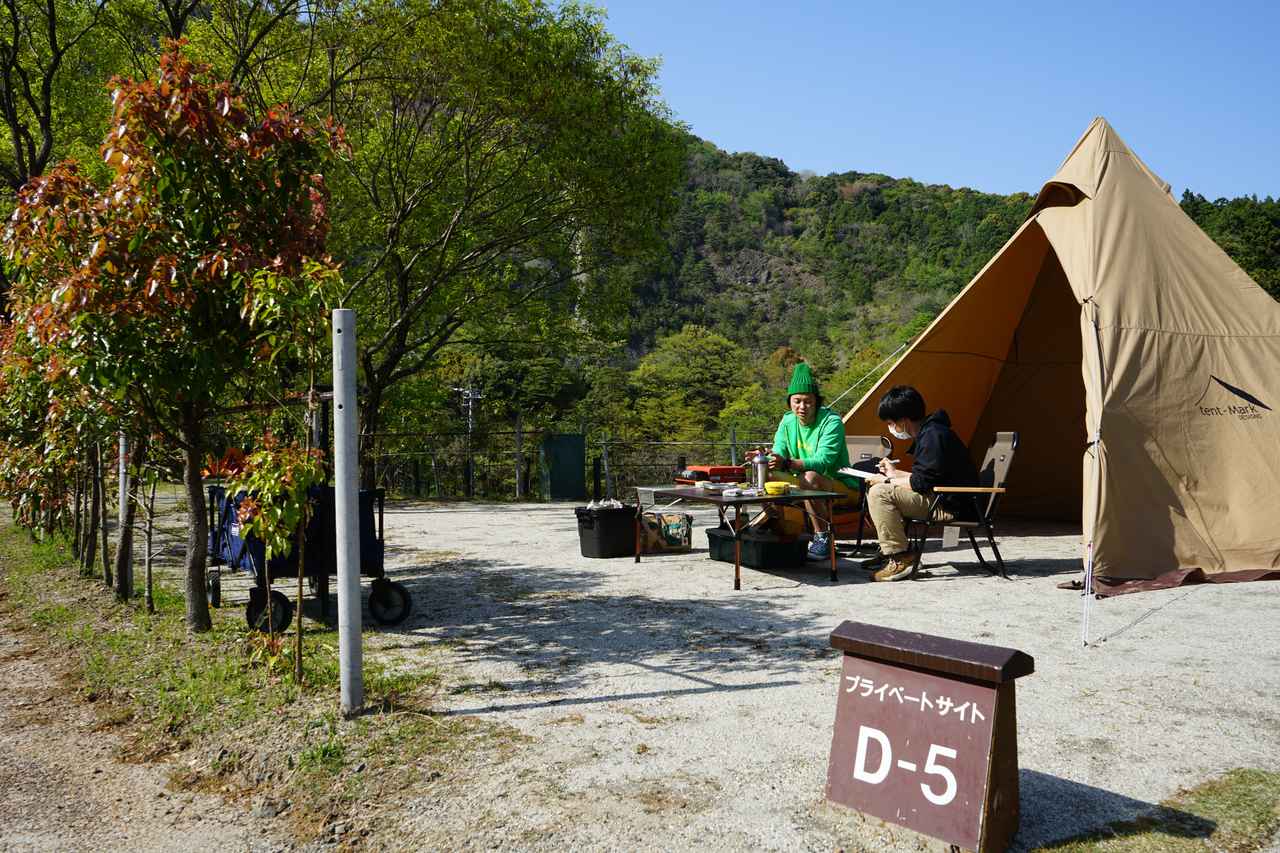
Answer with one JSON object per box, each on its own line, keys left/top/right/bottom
{"left": 1013, "top": 769, "right": 1215, "bottom": 851}
{"left": 912, "top": 555, "right": 1083, "bottom": 581}
{"left": 368, "top": 554, "right": 834, "bottom": 700}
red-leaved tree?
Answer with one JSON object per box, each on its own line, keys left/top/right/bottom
{"left": 4, "top": 42, "right": 340, "bottom": 631}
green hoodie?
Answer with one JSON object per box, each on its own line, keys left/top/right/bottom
{"left": 771, "top": 406, "right": 857, "bottom": 489}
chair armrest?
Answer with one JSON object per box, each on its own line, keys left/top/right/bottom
{"left": 933, "top": 486, "right": 1006, "bottom": 494}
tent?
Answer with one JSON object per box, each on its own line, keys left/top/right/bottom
{"left": 841, "top": 117, "right": 1280, "bottom": 595}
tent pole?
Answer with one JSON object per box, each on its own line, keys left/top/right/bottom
{"left": 1082, "top": 301, "right": 1107, "bottom": 646}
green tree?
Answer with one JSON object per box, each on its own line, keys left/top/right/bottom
{"left": 317, "top": 0, "right": 684, "bottom": 482}
{"left": 630, "top": 324, "right": 745, "bottom": 440}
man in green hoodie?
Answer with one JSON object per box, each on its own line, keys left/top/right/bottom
{"left": 749, "top": 363, "right": 859, "bottom": 562}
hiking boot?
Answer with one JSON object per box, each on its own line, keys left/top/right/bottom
{"left": 873, "top": 550, "right": 920, "bottom": 582}
{"left": 806, "top": 531, "right": 831, "bottom": 562}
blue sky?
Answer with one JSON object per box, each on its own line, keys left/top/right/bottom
{"left": 596, "top": 0, "right": 1279, "bottom": 199}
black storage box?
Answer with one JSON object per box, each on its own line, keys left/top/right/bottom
{"left": 706, "top": 525, "right": 808, "bottom": 569}
{"left": 575, "top": 505, "right": 636, "bottom": 558}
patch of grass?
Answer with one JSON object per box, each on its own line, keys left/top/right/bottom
{"left": 0, "top": 521, "right": 512, "bottom": 846}
{"left": 1038, "top": 768, "right": 1280, "bottom": 852}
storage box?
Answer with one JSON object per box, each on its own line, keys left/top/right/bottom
{"left": 639, "top": 511, "right": 693, "bottom": 553}
{"left": 674, "top": 465, "right": 745, "bottom": 484}
{"left": 706, "top": 525, "right": 808, "bottom": 569}
{"left": 575, "top": 505, "right": 636, "bottom": 558}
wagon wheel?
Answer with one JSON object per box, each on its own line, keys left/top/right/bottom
{"left": 368, "top": 578, "right": 411, "bottom": 626}
{"left": 245, "top": 588, "right": 293, "bottom": 633}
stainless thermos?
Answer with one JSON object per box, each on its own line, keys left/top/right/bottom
{"left": 752, "top": 451, "right": 769, "bottom": 489}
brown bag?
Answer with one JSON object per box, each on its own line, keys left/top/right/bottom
{"left": 639, "top": 511, "right": 693, "bottom": 553}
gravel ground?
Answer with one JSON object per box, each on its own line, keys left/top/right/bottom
{"left": 368, "top": 500, "right": 1280, "bottom": 851}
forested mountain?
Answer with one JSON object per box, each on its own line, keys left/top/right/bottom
{"left": 630, "top": 136, "right": 1035, "bottom": 373}
{"left": 634, "top": 136, "right": 1280, "bottom": 369}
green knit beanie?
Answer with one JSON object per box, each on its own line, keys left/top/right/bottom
{"left": 786, "top": 362, "right": 819, "bottom": 399}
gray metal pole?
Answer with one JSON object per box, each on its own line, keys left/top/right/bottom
{"left": 332, "top": 309, "right": 363, "bottom": 714}
{"left": 118, "top": 433, "right": 127, "bottom": 517}
{"left": 514, "top": 412, "right": 524, "bottom": 500}
{"left": 118, "top": 433, "right": 130, "bottom": 591}
{"left": 601, "top": 438, "right": 613, "bottom": 500}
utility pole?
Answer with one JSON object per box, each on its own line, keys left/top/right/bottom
{"left": 453, "top": 386, "right": 484, "bottom": 498}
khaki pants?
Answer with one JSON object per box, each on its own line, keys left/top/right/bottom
{"left": 866, "top": 483, "right": 953, "bottom": 555}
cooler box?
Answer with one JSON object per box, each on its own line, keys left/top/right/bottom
{"left": 706, "top": 526, "right": 808, "bottom": 569}
{"left": 575, "top": 505, "right": 636, "bottom": 558}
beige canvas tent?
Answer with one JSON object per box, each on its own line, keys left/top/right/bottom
{"left": 841, "top": 117, "right": 1280, "bottom": 594}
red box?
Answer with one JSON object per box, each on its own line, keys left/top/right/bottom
{"left": 674, "top": 464, "right": 744, "bottom": 484}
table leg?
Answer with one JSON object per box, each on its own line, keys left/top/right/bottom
{"left": 733, "top": 505, "right": 743, "bottom": 591}
{"left": 828, "top": 497, "right": 838, "bottom": 582}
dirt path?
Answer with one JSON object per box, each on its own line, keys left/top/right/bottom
{"left": 0, "top": 624, "right": 288, "bottom": 853}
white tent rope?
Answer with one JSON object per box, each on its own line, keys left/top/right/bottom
{"left": 828, "top": 341, "right": 910, "bottom": 411}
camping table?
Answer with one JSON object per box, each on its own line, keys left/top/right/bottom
{"left": 636, "top": 487, "right": 844, "bottom": 590}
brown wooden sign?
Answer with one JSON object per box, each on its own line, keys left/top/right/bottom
{"left": 826, "top": 621, "right": 1034, "bottom": 852}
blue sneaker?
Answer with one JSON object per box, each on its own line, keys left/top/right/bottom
{"left": 807, "top": 531, "right": 831, "bottom": 562}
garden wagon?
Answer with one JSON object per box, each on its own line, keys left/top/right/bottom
{"left": 206, "top": 484, "right": 412, "bottom": 631}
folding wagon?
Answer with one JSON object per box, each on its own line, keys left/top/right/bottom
{"left": 206, "top": 484, "right": 412, "bottom": 631}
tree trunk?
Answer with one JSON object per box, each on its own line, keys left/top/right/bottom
{"left": 358, "top": 385, "right": 382, "bottom": 490}
{"left": 180, "top": 406, "right": 213, "bottom": 632}
{"left": 99, "top": 444, "right": 111, "bottom": 587}
{"left": 84, "top": 449, "right": 100, "bottom": 576}
{"left": 113, "top": 434, "right": 146, "bottom": 602}
{"left": 144, "top": 477, "right": 157, "bottom": 615}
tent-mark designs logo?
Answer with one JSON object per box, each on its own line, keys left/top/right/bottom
{"left": 1196, "top": 376, "right": 1271, "bottom": 422}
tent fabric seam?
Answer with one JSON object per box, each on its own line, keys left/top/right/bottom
{"left": 1097, "top": 326, "right": 1280, "bottom": 339}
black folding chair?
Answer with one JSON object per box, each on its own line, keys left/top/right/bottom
{"left": 907, "top": 432, "right": 1018, "bottom": 578}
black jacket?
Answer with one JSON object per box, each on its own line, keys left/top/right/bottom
{"left": 907, "top": 410, "right": 979, "bottom": 518}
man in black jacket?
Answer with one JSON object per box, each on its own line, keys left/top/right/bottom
{"left": 866, "top": 385, "right": 978, "bottom": 582}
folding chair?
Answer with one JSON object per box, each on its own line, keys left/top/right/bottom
{"left": 907, "top": 431, "right": 1018, "bottom": 578}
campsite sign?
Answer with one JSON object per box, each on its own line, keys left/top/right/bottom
{"left": 826, "top": 622, "right": 1034, "bottom": 852}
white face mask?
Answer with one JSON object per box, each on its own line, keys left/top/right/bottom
{"left": 888, "top": 423, "right": 911, "bottom": 440}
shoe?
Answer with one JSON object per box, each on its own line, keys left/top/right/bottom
{"left": 873, "top": 550, "right": 920, "bottom": 582}
{"left": 806, "top": 532, "right": 831, "bottom": 562}
{"left": 857, "top": 553, "right": 889, "bottom": 573}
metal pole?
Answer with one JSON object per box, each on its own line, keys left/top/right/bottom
{"left": 602, "top": 438, "right": 613, "bottom": 500}
{"left": 332, "top": 309, "right": 363, "bottom": 715}
{"left": 729, "top": 427, "right": 738, "bottom": 466}
{"left": 514, "top": 412, "right": 524, "bottom": 500}
{"left": 117, "top": 432, "right": 131, "bottom": 595}
{"left": 118, "top": 433, "right": 127, "bottom": 519}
